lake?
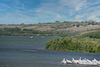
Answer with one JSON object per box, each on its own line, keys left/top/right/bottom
{"left": 0, "top": 36, "right": 100, "bottom": 67}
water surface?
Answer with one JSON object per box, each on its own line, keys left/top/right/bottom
{"left": 0, "top": 36, "right": 100, "bottom": 67}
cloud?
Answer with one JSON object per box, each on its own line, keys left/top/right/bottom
{"left": 73, "top": 0, "right": 100, "bottom": 22}
{"left": 0, "top": 4, "right": 35, "bottom": 24}
{"left": 33, "top": 0, "right": 89, "bottom": 22}
{"left": 86, "top": 10, "right": 100, "bottom": 21}
{"left": 0, "top": 1, "right": 37, "bottom": 24}
{"left": 0, "top": 12, "right": 35, "bottom": 24}
{"left": 59, "top": 0, "right": 87, "bottom": 11}
{"left": 75, "top": 15, "right": 84, "bottom": 19}
{"left": 0, "top": 0, "right": 100, "bottom": 24}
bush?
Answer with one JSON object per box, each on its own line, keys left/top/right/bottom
{"left": 46, "top": 37, "right": 100, "bottom": 53}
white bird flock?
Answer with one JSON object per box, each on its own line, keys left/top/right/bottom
{"left": 61, "top": 57, "right": 100, "bottom": 66}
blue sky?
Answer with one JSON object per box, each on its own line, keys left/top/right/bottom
{"left": 0, "top": 0, "right": 100, "bottom": 24}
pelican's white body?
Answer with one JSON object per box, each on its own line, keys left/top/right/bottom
{"left": 61, "top": 57, "right": 100, "bottom": 66}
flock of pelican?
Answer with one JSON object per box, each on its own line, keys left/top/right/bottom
{"left": 61, "top": 57, "right": 100, "bottom": 66}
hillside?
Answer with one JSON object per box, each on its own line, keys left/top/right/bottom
{"left": 0, "top": 21, "right": 100, "bottom": 36}
{"left": 81, "top": 31, "right": 100, "bottom": 38}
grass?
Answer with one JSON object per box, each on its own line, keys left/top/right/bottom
{"left": 46, "top": 37, "right": 100, "bottom": 53}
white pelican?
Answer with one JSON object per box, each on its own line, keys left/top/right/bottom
{"left": 61, "top": 57, "right": 100, "bottom": 65}
{"left": 72, "top": 58, "right": 79, "bottom": 64}
{"left": 92, "top": 58, "right": 98, "bottom": 65}
{"left": 66, "top": 59, "right": 72, "bottom": 64}
{"left": 78, "top": 57, "right": 83, "bottom": 64}
{"left": 86, "top": 59, "right": 93, "bottom": 65}
{"left": 61, "top": 58, "right": 66, "bottom": 64}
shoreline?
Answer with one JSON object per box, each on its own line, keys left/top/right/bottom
{"left": 46, "top": 49, "right": 100, "bottom": 54}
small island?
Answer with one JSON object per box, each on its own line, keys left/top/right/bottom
{"left": 46, "top": 31, "right": 100, "bottom": 53}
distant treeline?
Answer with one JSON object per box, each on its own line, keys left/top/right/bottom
{"left": 0, "top": 27, "right": 68, "bottom": 36}
{"left": 81, "top": 31, "right": 100, "bottom": 38}
{"left": 46, "top": 37, "right": 100, "bottom": 53}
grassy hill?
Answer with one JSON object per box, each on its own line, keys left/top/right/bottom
{"left": 0, "top": 21, "right": 100, "bottom": 36}
{"left": 80, "top": 31, "right": 100, "bottom": 38}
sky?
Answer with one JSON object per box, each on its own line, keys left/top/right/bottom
{"left": 0, "top": 0, "right": 100, "bottom": 24}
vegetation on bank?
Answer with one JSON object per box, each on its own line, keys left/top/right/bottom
{"left": 0, "top": 27, "right": 69, "bottom": 36}
{"left": 46, "top": 37, "right": 100, "bottom": 53}
{"left": 81, "top": 31, "right": 100, "bottom": 38}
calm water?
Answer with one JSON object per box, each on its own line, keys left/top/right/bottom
{"left": 0, "top": 36, "right": 100, "bottom": 67}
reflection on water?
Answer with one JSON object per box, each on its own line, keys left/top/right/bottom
{"left": 0, "top": 36, "right": 100, "bottom": 67}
